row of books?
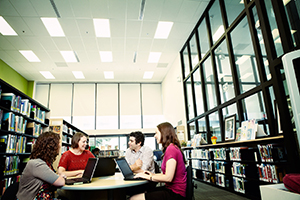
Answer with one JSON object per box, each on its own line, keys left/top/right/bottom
{"left": 214, "top": 161, "right": 226, "bottom": 173}
{"left": 229, "top": 147, "right": 243, "bottom": 161}
{"left": 98, "top": 150, "right": 120, "bottom": 157}
{"left": 1, "top": 112, "right": 28, "bottom": 133}
{"left": 0, "top": 176, "right": 20, "bottom": 196}
{"left": 257, "top": 164, "right": 281, "bottom": 183}
{"left": 257, "top": 144, "right": 286, "bottom": 162}
{"left": 215, "top": 173, "right": 226, "bottom": 187}
{"left": 0, "top": 135, "right": 27, "bottom": 153}
{"left": 233, "top": 177, "right": 245, "bottom": 193}
{"left": 232, "top": 162, "right": 246, "bottom": 178}
{"left": 63, "top": 124, "right": 76, "bottom": 135}
{"left": 191, "top": 149, "right": 210, "bottom": 159}
{"left": 2, "top": 156, "right": 20, "bottom": 176}
{"left": 62, "top": 135, "right": 71, "bottom": 144}
{"left": 212, "top": 148, "right": 227, "bottom": 160}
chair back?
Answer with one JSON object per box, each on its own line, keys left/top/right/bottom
{"left": 1, "top": 181, "right": 19, "bottom": 200}
{"left": 186, "top": 165, "right": 194, "bottom": 200}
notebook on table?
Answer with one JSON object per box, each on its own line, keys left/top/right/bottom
{"left": 65, "top": 158, "right": 98, "bottom": 185}
{"left": 94, "top": 157, "right": 116, "bottom": 177}
{"left": 114, "top": 157, "right": 145, "bottom": 181}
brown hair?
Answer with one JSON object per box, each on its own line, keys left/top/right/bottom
{"left": 30, "top": 131, "right": 60, "bottom": 164}
{"left": 71, "top": 132, "right": 86, "bottom": 148}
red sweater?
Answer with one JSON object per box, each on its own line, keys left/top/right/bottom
{"left": 58, "top": 150, "right": 94, "bottom": 171}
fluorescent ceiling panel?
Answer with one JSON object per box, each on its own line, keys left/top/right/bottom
{"left": 0, "top": 16, "right": 17, "bottom": 36}
{"left": 41, "top": 17, "right": 65, "bottom": 37}
{"left": 93, "top": 19, "right": 111, "bottom": 37}
{"left": 60, "top": 51, "right": 78, "bottom": 62}
{"left": 104, "top": 71, "right": 114, "bottom": 79}
{"left": 213, "top": 25, "right": 224, "bottom": 42}
{"left": 154, "top": 21, "right": 173, "bottom": 39}
{"left": 72, "top": 71, "right": 85, "bottom": 79}
{"left": 40, "top": 71, "right": 55, "bottom": 79}
{"left": 100, "top": 51, "right": 113, "bottom": 62}
{"left": 235, "top": 55, "right": 250, "bottom": 65}
{"left": 19, "top": 50, "right": 41, "bottom": 62}
{"left": 148, "top": 52, "right": 161, "bottom": 63}
{"left": 143, "top": 71, "right": 154, "bottom": 79}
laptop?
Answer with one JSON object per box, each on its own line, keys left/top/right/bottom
{"left": 114, "top": 157, "right": 145, "bottom": 181}
{"left": 65, "top": 158, "right": 98, "bottom": 185}
{"left": 94, "top": 157, "right": 116, "bottom": 177}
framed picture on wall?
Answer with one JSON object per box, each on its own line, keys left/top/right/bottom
{"left": 225, "top": 114, "right": 236, "bottom": 141}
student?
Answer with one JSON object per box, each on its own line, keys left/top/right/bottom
{"left": 57, "top": 132, "right": 94, "bottom": 177}
{"left": 125, "top": 131, "right": 155, "bottom": 173}
{"left": 17, "top": 131, "right": 66, "bottom": 200}
{"left": 92, "top": 147, "right": 100, "bottom": 157}
{"left": 131, "top": 122, "right": 187, "bottom": 200}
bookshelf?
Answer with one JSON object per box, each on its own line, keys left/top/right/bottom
{"left": 183, "top": 135, "right": 287, "bottom": 199}
{"left": 0, "top": 78, "right": 50, "bottom": 196}
{"left": 49, "top": 118, "right": 88, "bottom": 170}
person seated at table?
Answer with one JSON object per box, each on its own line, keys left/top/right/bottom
{"left": 125, "top": 131, "right": 155, "bottom": 173}
{"left": 92, "top": 147, "right": 100, "bottom": 157}
{"left": 57, "top": 132, "right": 94, "bottom": 177}
{"left": 131, "top": 122, "right": 187, "bottom": 200}
{"left": 17, "top": 131, "right": 66, "bottom": 200}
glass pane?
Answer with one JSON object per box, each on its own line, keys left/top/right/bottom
{"left": 120, "top": 136, "right": 127, "bottom": 153}
{"left": 242, "top": 91, "right": 269, "bottom": 135}
{"left": 182, "top": 46, "right": 190, "bottom": 78}
{"left": 193, "top": 67, "right": 204, "bottom": 116}
{"left": 73, "top": 84, "right": 95, "bottom": 130}
{"left": 222, "top": 103, "right": 240, "bottom": 133}
{"left": 252, "top": 6, "right": 271, "bottom": 80}
{"left": 96, "top": 84, "right": 118, "bottom": 130}
{"left": 209, "top": 0, "right": 225, "bottom": 44}
{"left": 190, "top": 34, "right": 199, "bottom": 68}
{"left": 263, "top": 0, "right": 284, "bottom": 57}
{"left": 283, "top": 0, "right": 300, "bottom": 47}
{"left": 189, "top": 121, "right": 196, "bottom": 141}
{"left": 224, "top": 0, "right": 245, "bottom": 26}
{"left": 96, "top": 137, "right": 119, "bottom": 150}
{"left": 209, "top": 111, "right": 221, "bottom": 142}
{"left": 197, "top": 117, "right": 207, "bottom": 142}
{"left": 186, "top": 77, "right": 195, "bottom": 120}
{"left": 203, "top": 56, "right": 217, "bottom": 109}
{"left": 197, "top": 18, "right": 210, "bottom": 57}
{"left": 231, "top": 17, "right": 260, "bottom": 94}
{"left": 145, "top": 137, "right": 156, "bottom": 150}
{"left": 214, "top": 40, "right": 235, "bottom": 103}
{"left": 89, "top": 137, "right": 96, "bottom": 147}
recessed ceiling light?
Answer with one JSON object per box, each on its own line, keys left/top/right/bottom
{"left": 41, "top": 17, "right": 65, "bottom": 37}
{"left": 104, "top": 71, "right": 114, "bottom": 79}
{"left": 143, "top": 71, "right": 154, "bottom": 79}
{"left": 100, "top": 51, "right": 113, "bottom": 62}
{"left": 60, "top": 51, "right": 78, "bottom": 62}
{"left": 235, "top": 55, "right": 250, "bottom": 65}
{"left": 213, "top": 25, "right": 224, "bottom": 42}
{"left": 19, "top": 50, "right": 40, "bottom": 62}
{"left": 93, "top": 19, "right": 111, "bottom": 37}
{"left": 154, "top": 21, "right": 173, "bottom": 39}
{"left": 0, "top": 16, "right": 17, "bottom": 36}
{"left": 40, "top": 71, "right": 55, "bottom": 79}
{"left": 72, "top": 71, "right": 85, "bottom": 79}
{"left": 148, "top": 52, "right": 161, "bottom": 63}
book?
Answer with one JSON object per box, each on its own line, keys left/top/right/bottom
{"left": 1, "top": 93, "right": 16, "bottom": 111}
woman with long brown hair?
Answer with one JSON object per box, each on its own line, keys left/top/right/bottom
{"left": 17, "top": 131, "right": 66, "bottom": 200}
{"left": 131, "top": 122, "right": 187, "bottom": 200}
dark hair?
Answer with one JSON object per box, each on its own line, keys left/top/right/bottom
{"left": 71, "top": 132, "right": 86, "bottom": 148}
{"left": 30, "top": 131, "right": 60, "bottom": 164}
{"left": 129, "top": 131, "right": 145, "bottom": 146}
{"left": 92, "top": 148, "right": 100, "bottom": 154}
{"left": 157, "top": 122, "right": 186, "bottom": 163}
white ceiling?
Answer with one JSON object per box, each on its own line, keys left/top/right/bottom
{"left": 0, "top": 0, "right": 209, "bottom": 83}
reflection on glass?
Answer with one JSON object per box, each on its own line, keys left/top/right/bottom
{"left": 264, "top": 0, "right": 284, "bottom": 57}
{"left": 209, "top": 111, "right": 221, "bottom": 142}
{"left": 189, "top": 122, "right": 196, "bottom": 141}
{"left": 182, "top": 46, "right": 190, "bottom": 78}
{"left": 283, "top": 0, "right": 300, "bottom": 47}
{"left": 214, "top": 40, "right": 235, "bottom": 103}
{"left": 252, "top": 6, "right": 271, "bottom": 80}
{"left": 186, "top": 77, "right": 195, "bottom": 120}
{"left": 197, "top": 117, "right": 207, "bottom": 142}
{"left": 96, "top": 137, "right": 119, "bottom": 150}
{"left": 120, "top": 136, "right": 127, "bottom": 151}
{"left": 222, "top": 103, "right": 239, "bottom": 133}
{"left": 224, "top": 0, "right": 245, "bottom": 26}
{"left": 190, "top": 34, "right": 199, "bottom": 68}
{"left": 197, "top": 18, "right": 210, "bottom": 57}
{"left": 203, "top": 56, "right": 217, "bottom": 109}
{"left": 242, "top": 91, "right": 269, "bottom": 135}
{"left": 231, "top": 17, "right": 260, "bottom": 94}
{"left": 193, "top": 67, "right": 204, "bottom": 115}
{"left": 209, "top": 0, "right": 224, "bottom": 44}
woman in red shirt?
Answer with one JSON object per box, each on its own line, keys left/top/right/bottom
{"left": 57, "top": 132, "right": 94, "bottom": 177}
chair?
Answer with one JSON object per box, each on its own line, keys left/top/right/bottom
{"left": 1, "top": 181, "right": 19, "bottom": 200}
{"left": 154, "top": 161, "right": 161, "bottom": 173}
{"left": 186, "top": 165, "right": 197, "bottom": 200}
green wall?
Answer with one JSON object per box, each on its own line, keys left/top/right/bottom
{"left": 0, "top": 59, "right": 34, "bottom": 97}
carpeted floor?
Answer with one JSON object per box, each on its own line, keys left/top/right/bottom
{"left": 193, "top": 180, "right": 252, "bottom": 200}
